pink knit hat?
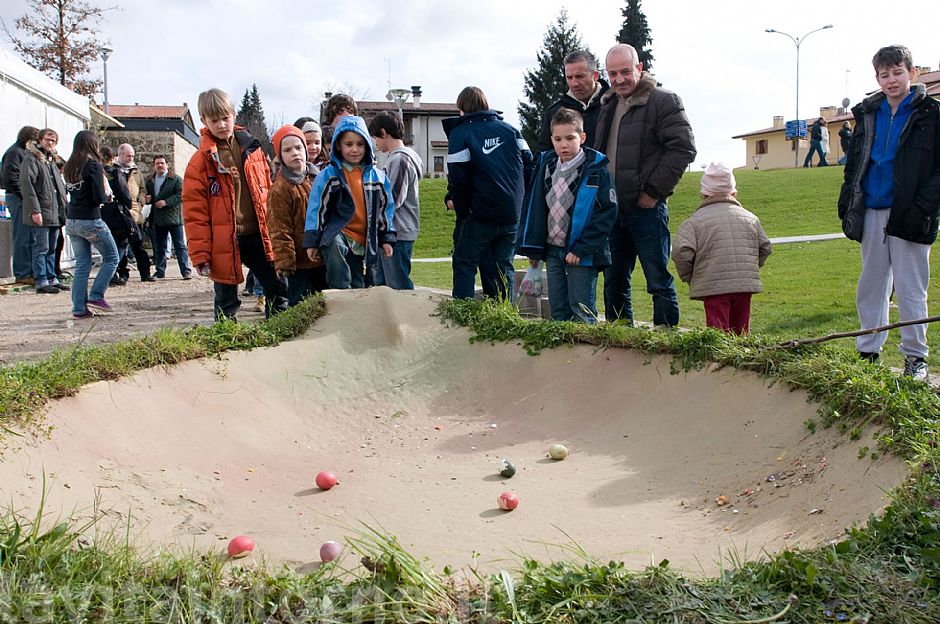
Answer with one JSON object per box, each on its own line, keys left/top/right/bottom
{"left": 700, "top": 162, "right": 736, "bottom": 196}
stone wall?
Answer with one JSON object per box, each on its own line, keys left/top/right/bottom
{"left": 101, "top": 130, "right": 195, "bottom": 177}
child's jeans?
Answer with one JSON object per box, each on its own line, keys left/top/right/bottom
{"left": 544, "top": 245, "right": 599, "bottom": 323}
{"left": 452, "top": 216, "right": 516, "bottom": 301}
{"left": 703, "top": 292, "right": 752, "bottom": 335}
{"left": 376, "top": 240, "right": 414, "bottom": 290}
{"left": 322, "top": 235, "right": 365, "bottom": 289}
{"left": 213, "top": 234, "right": 287, "bottom": 321}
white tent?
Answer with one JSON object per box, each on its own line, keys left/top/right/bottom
{"left": 0, "top": 44, "right": 90, "bottom": 159}
{"left": 1, "top": 45, "right": 91, "bottom": 277}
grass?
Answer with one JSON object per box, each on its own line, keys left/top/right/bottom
{"left": 1, "top": 167, "right": 939, "bottom": 621}
{"left": 412, "top": 166, "right": 846, "bottom": 260}
{"left": 1, "top": 296, "right": 939, "bottom": 621}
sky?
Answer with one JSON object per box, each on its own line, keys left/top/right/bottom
{"left": 2, "top": 0, "right": 938, "bottom": 169}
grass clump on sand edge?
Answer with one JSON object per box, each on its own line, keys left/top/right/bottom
{"left": 0, "top": 294, "right": 327, "bottom": 436}
{"left": 1, "top": 295, "right": 939, "bottom": 622}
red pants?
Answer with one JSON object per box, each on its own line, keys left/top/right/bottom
{"left": 703, "top": 292, "right": 752, "bottom": 335}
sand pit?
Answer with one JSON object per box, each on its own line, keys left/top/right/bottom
{"left": 0, "top": 288, "right": 906, "bottom": 574}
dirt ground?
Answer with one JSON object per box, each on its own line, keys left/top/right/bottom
{"left": 0, "top": 262, "right": 266, "bottom": 365}
{"left": 0, "top": 288, "right": 906, "bottom": 575}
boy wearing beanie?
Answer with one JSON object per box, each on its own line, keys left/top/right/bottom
{"left": 267, "top": 125, "right": 327, "bottom": 305}
{"left": 671, "top": 162, "right": 772, "bottom": 334}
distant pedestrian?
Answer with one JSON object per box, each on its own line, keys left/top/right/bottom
{"left": 672, "top": 163, "right": 772, "bottom": 335}
{"left": 803, "top": 117, "right": 829, "bottom": 167}
{"left": 145, "top": 154, "right": 191, "bottom": 279}
{"left": 838, "top": 122, "right": 853, "bottom": 165}
{"left": 1, "top": 126, "right": 40, "bottom": 284}
{"left": 838, "top": 45, "right": 940, "bottom": 381}
{"left": 20, "top": 128, "right": 68, "bottom": 294}
{"left": 63, "top": 130, "right": 120, "bottom": 318}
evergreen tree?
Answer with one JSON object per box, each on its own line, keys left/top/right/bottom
{"left": 236, "top": 84, "right": 273, "bottom": 157}
{"left": 3, "top": 0, "right": 111, "bottom": 97}
{"left": 616, "top": 0, "right": 654, "bottom": 71}
{"left": 517, "top": 9, "right": 588, "bottom": 150}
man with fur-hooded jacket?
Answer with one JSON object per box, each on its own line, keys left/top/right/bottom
{"left": 20, "top": 129, "right": 68, "bottom": 294}
{"left": 594, "top": 43, "right": 696, "bottom": 328}
{"left": 303, "top": 115, "right": 396, "bottom": 289}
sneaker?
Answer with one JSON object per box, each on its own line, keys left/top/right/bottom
{"left": 52, "top": 282, "right": 70, "bottom": 291}
{"left": 141, "top": 276, "right": 157, "bottom": 282}
{"left": 182, "top": 272, "right": 193, "bottom": 280}
{"left": 72, "top": 309, "right": 96, "bottom": 319}
{"left": 87, "top": 298, "right": 113, "bottom": 311}
{"left": 35, "top": 284, "right": 60, "bottom": 294}
{"left": 903, "top": 356, "right": 928, "bottom": 382}
{"left": 858, "top": 351, "right": 880, "bottom": 363}
{"left": 154, "top": 273, "right": 165, "bottom": 279}
{"left": 255, "top": 295, "right": 265, "bottom": 313}
{"left": 109, "top": 276, "right": 127, "bottom": 286}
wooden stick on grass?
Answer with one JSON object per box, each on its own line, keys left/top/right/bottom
{"left": 777, "top": 315, "right": 940, "bottom": 349}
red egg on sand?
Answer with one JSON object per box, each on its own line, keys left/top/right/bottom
{"left": 498, "top": 491, "right": 519, "bottom": 511}
{"left": 320, "top": 540, "right": 342, "bottom": 562}
{"left": 316, "top": 471, "right": 338, "bottom": 490}
{"left": 227, "top": 535, "right": 254, "bottom": 558}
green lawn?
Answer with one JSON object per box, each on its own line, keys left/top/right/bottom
{"left": 413, "top": 166, "right": 847, "bottom": 260}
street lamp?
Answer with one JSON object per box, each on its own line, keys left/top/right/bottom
{"left": 98, "top": 45, "right": 113, "bottom": 115}
{"left": 765, "top": 24, "right": 833, "bottom": 167}
{"left": 386, "top": 88, "right": 411, "bottom": 120}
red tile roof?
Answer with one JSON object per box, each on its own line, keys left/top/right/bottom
{"left": 108, "top": 105, "right": 189, "bottom": 119}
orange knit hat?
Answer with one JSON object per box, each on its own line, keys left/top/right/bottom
{"left": 272, "top": 125, "right": 306, "bottom": 161}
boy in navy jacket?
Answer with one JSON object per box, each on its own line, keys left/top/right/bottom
{"left": 445, "top": 86, "right": 533, "bottom": 300}
{"left": 517, "top": 108, "right": 617, "bottom": 322}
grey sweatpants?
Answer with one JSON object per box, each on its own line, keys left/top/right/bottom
{"left": 856, "top": 207, "right": 930, "bottom": 358}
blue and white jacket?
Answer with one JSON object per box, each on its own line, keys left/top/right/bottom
{"left": 516, "top": 147, "right": 617, "bottom": 268}
{"left": 303, "top": 116, "right": 396, "bottom": 266}
{"left": 443, "top": 109, "right": 533, "bottom": 225}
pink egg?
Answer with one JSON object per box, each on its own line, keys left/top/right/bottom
{"left": 316, "top": 471, "right": 338, "bottom": 490}
{"left": 320, "top": 540, "right": 342, "bottom": 562}
{"left": 498, "top": 491, "right": 519, "bottom": 511}
{"left": 227, "top": 535, "right": 254, "bottom": 558}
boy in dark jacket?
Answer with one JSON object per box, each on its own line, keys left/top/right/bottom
{"left": 838, "top": 45, "right": 940, "bottom": 381}
{"left": 303, "top": 116, "right": 395, "bottom": 289}
{"left": 517, "top": 108, "right": 616, "bottom": 322}
{"left": 445, "top": 86, "right": 533, "bottom": 300}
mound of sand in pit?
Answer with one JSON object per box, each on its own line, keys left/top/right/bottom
{"left": 0, "top": 288, "right": 906, "bottom": 574}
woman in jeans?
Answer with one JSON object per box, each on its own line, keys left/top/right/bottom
{"left": 62, "top": 130, "right": 119, "bottom": 319}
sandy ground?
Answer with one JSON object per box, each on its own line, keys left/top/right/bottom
{"left": 0, "top": 287, "right": 906, "bottom": 575}
{"left": 0, "top": 262, "right": 265, "bottom": 365}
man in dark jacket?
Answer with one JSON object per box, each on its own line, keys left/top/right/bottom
{"left": 20, "top": 129, "right": 69, "bottom": 294}
{"left": 803, "top": 118, "right": 829, "bottom": 167}
{"left": 594, "top": 43, "right": 696, "bottom": 326}
{"left": 838, "top": 45, "right": 940, "bottom": 381}
{"left": 1, "top": 126, "right": 40, "bottom": 284}
{"left": 145, "top": 154, "right": 191, "bottom": 279}
{"left": 536, "top": 50, "right": 609, "bottom": 153}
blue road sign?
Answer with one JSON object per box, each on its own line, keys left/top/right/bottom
{"left": 785, "top": 119, "right": 807, "bottom": 139}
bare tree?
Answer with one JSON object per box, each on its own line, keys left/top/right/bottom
{"left": 2, "top": 0, "right": 112, "bottom": 98}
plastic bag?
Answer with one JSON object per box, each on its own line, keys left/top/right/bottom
{"left": 518, "top": 260, "right": 544, "bottom": 297}
{"left": 141, "top": 203, "right": 152, "bottom": 221}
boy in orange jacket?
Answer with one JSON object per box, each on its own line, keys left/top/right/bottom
{"left": 182, "top": 88, "right": 287, "bottom": 321}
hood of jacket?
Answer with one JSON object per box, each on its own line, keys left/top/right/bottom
{"left": 329, "top": 115, "right": 375, "bottom": 168}
{"left": 560, "top": 78, "right": 610, "bottom": 111}
{"left": 600, "top": 72, "right": 656, "bottom": 107}
{"left": 390, "top": 145, "right": 424, "bottom": 174}
{"left": 441, "top": 109, "right": 505, "bottom": 136}
{"left": 25, "top": 140, "right": 50, "bottom": 162}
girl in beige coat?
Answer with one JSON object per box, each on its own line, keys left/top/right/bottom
{"left": 671, "top": 162, "right": 772, "bottom": 334}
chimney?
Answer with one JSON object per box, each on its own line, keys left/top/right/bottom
{"left": 772, "top": 116, "right": 784, "bottom": 129}
{"left": 411, "top": 85, "right": 422, "bottom": 109}
{"left": 324, "top": 91, "right": 332, "bottom": 99}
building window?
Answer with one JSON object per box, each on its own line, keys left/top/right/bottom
{"left": 434, "top": 156, "right": 444, "bottom": 173}
{"left": 755, "top": 140, "right": 768, "bottom": 155}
